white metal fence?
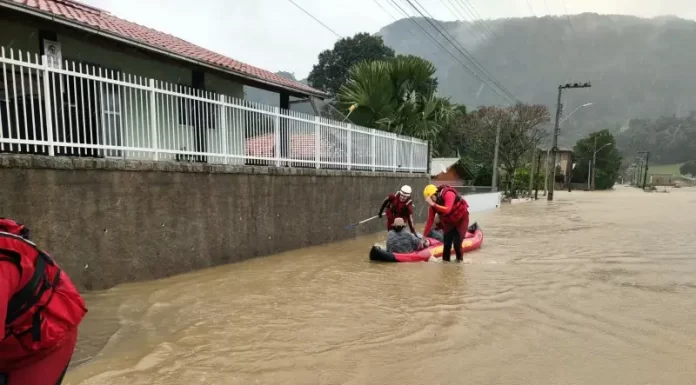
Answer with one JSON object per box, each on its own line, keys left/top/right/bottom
{"left": 0, "top": 47, "right": 429, "bottom": 172}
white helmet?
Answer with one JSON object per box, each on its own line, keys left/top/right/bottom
{"left": 399, "top": 185, "right": 412, "bottom": 196}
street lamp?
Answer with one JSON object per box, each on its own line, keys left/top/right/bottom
{"left": 544, "top": 102, "right": 593, "bottom": 196}
{"left": 589, "top": 141, "right": 612, "bottom": 190}
{"left": 559, "top": 103, "right": 593, "bottom": 125}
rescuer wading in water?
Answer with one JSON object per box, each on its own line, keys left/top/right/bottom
{"left": 421, "top": 185, "right": 470, "bottom": 262}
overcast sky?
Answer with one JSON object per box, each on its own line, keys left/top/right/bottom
{"left": 82, "top": 0, "right": 696, "bottom": 79}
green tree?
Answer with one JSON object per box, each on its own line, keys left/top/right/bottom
{"left": 431, "top": 106, "right": 468, "bottom": 157}
{"left": 512, "top": 166, "right": 544, "bottom": 196}
{"left": 308, "top": 33, "right": 395, "bottom": 96}
{"left": 679, "top": 160, "right": 696, "bottom": 177}
{"left": 462, "top": 103, "right": 550, "bottom": 193}
{"left": 572, "top": 129, "right": 623, "bottom": 190}
{"left": 337, "top": 55, "right": 454, "bottom": 142}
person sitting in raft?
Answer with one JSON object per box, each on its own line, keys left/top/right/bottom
{"left": 378, "top": 185, "right": 416, "bottom": 234}
{"left": 386, "top": 218, "right": 426, "bottom": 253}
{"left": 427, "top": 215, "right": 445, "bottom": 243}
{"left": 421, "top": 184, "right": 470, "bottom": 262}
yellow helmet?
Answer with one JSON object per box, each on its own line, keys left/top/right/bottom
{"left": 423, "top": 184, "right": 438, "bottom": 199}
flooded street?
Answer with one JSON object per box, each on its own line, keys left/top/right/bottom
{"left": 65, "top": 187, "right": 696, "bottom": 385}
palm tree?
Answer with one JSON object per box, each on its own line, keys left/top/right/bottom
{"left": 338, "top": 55, "right": 455, "bottom": 142}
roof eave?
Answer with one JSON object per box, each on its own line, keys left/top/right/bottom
{"left": 0, "top": 1, "right": 329, "bottom": 99}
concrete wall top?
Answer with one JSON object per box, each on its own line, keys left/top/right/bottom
{"left": 0, "top": 155, "right": 424, "bottom": 179}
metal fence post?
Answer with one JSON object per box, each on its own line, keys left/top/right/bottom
{"left": 392, "top": 136, "right": 397, "bottom": 172}
{"left": 409, "top": 137, "right": 414, "bottom": 173}
{"left": 41, "top": 55, "right": 55, "bottom": 156}
{"left": 315, "top": 116, "right": 321, "bottom": 169}
{"left": 427, "top": 140, "right": 432, "bottom": 175}
{"left": 371, "top": 129, "right": 376, "bottom": 172}
{"left": 346, "top": 124, "right": 352, "bottom": 170}
{"left": 219, "top": 94, "right": 228, "bottom": 164}
{"left": 274, "top": 106, "right": 281, "bottom": 167}
{"left": 148, "top": 79, "right": 158, "bottom": 160}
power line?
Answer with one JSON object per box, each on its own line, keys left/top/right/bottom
{"left": 410, "top": 0, "right": 516, "bottom": 101}
{"left": 370, "top": 0, "right": 423, "bottom": 42}
{"left": 557, "top": 0, "right": 576, "bottom": 33}
{"left": 286, "top": 0, "right": 343, "bottom": 39}
{"left": 384, "top": 0, "right": 514, "bottom": 104}
{"left": 439, "top": 0, "right": 494, "bottom": 44}
{"left": 542, "top": 0, "right": 552, "bottom": 14}
{"left": 388, "top": 0, "right": 518, "bottom": 104}
{"left": 453, "top": 0, "right": 497, "bottom": 38}
{"left": 372, "top": 0, "right": 401, "bottom": 22}
{"left": 524, "top": 0, "right": 537, "bottom": 16}
{"left": 402, "top": 0, "right": 520, "bottom": 103}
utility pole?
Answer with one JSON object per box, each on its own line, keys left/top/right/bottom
{"left": 592, "top": 136, "right": 597, "bottom": 190}
{"left": 587, "top": 159, "right": 592, "bottom": 190}
{"left": 534, "top": 150, "right": 542, "bottom": 199}
{"left": 491, "top": 122, "right": 501, "bottom": 192}
{"left": 639, "top": 151, "right": 650, "bottom": 190}
{"left": 543, "top": 148, "right": 550, "bottom": 196}
{"left": 528, "top": 147, "right": 536, "bottom": 197}
{"left": 547, "top": 82, "right": 592, "bottom": 201}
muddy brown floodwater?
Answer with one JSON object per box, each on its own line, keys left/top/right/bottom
{"left": 64, "top": 186, "right": 696, "bottom": 385}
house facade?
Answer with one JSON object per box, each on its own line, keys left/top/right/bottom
{"left": 0, "top": 0, "right": 428, "bottom": 172}
{"left": 541, "top": 147, "right": 574, "bottom": 179}
{"left": 650, "top": 173, "right": 674, "bottom": 186}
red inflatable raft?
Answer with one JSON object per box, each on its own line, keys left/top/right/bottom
{"left": 369, "top": 222, "right": 483, "bottom": 262}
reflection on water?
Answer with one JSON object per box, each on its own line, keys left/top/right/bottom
{"left": 66, "top": 187, "right": 696, "bottom": 385}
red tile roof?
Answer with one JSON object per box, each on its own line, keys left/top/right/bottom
{"left": 2, "top": 0, "right": 327, "bottom": 97}
{"left": 246, "top": 133, "right": 333, "bottom": 159}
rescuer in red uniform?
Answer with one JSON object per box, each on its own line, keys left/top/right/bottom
{"left": 0, "top": 218, "right": 88, "bottom": 385}
{"left": 421, "top": 184, "right": 470, "bottom": 262}
{"left": 377, "top": 185, "right": 416, "bottom": 234}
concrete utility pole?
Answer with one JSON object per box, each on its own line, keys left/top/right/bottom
{"left": 491, "top": 122, "right": 502, "bottom": 192}
{"left": 636, "top": 155, "right": 645, "bottom": 187}
{"left": 534, "top": 150, "right": 542, "bottom": 199}
{"left": 592, "top": 136, "right": 597, "bottom": 190}
{"left": 543, "top": 148, "right": 550, "bottom": 196}
{"left": 528, "top": 147, "right": 536, "bottom": 196}
{"left": 547, "top": 83, "right": 592, "bottom": 201}
{"left": 544, "top": 102, "right": 593, "bottom": 196}
{"left": 638, "top": 150, "right": 650, "bottom": 189}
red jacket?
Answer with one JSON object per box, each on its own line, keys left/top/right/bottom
{"left": 0, "top": 227, "right": 87, "bottom": 370}
{"left": 378, "top": 192, "right": 415, "bottom": 233}
{"left": 423, "top": 185, "right": 469, "bottom": 235}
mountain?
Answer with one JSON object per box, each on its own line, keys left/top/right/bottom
{"left": 377, "top": 13, "right": 696, "bottom": 147}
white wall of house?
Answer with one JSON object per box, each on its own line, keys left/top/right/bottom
{"left": 0, "top": 16, "right": 247, "bottom": 164}
{"left": 465, "top": 192, "right": 502, "bottom": 213}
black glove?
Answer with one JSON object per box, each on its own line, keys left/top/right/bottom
{"left": 378, "top": 212, "right": 383, "bottom": 218}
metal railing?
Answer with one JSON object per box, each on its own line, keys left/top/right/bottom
{"left": 0, "top": 47, "right": 429, "bottom": 172}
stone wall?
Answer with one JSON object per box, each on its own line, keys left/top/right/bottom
{"left": 0, "top": 155, "right": 428, "bottom": 290}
